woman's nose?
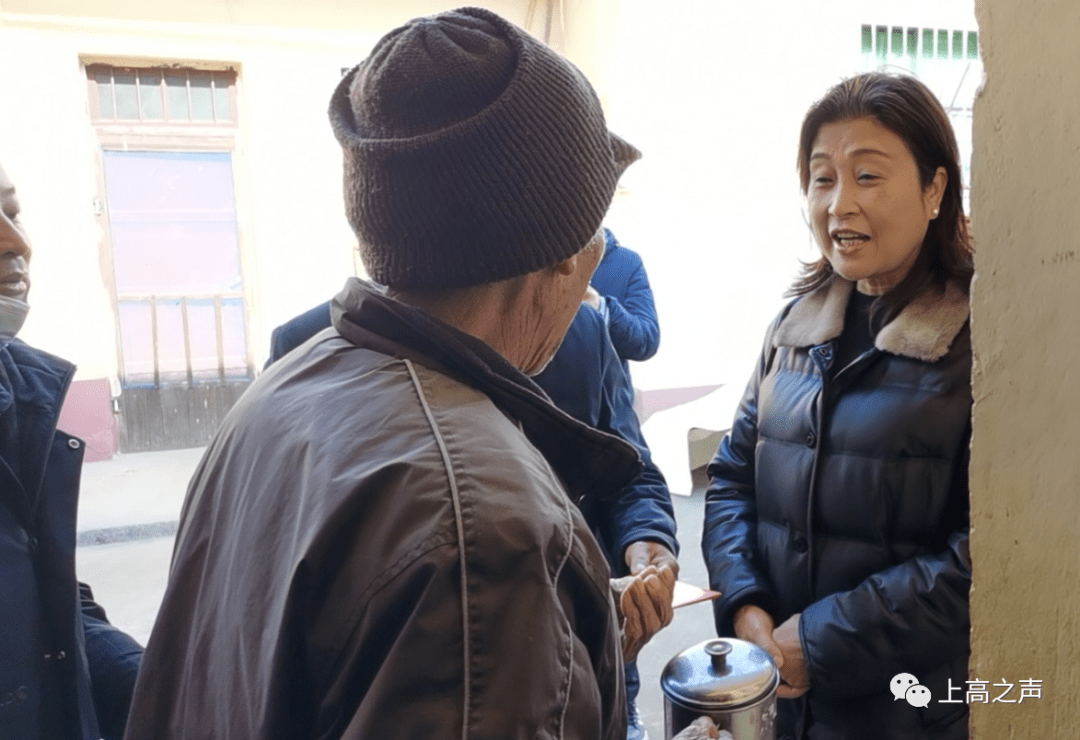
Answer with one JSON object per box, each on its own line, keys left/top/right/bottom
{"left": 828, "top": 179, "right": 858, "bottom": 218}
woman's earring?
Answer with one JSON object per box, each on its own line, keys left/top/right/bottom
{"left": 932, "top": 208, "right": 939, "bottom": 218}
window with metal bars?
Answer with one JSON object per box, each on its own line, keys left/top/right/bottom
{"left": 858, "top": 24, "right": 981, "bottom": 209}
{"left": 861, "top": 25, "right": 978, "bottom": 67}
{"left": 87, "top": 64, "right": 236, "bottom": 124}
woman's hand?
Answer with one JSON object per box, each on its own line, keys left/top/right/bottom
{"left": 733, "top": 604, "right": 783, "bottom": 669}
{"left": 773, "top": 613, "right": 810, "bottom": 698}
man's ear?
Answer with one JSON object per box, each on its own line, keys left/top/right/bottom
{"left": 553, "top": 252, "right": 577, "bottom": 276}
{"left": 554, "top": 230, "right": 603, "bottom": 276}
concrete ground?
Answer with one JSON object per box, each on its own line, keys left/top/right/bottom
{"left": 76, "top": 447, "right": 718, "bottom": 739}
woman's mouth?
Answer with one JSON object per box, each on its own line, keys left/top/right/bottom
{"left": 831, "top": 231, "right": 870, "bottom": 253}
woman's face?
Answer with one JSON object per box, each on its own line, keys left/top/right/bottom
{"left": 807, "top": 116, "right": 945, "bottom": 295}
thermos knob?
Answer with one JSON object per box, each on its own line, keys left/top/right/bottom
{"left": 705, "top": 640, "right": 732, "bottom": 671}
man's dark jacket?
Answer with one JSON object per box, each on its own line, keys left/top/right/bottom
{"left": 0, "top": 340, "right": 143, "bottom": 740}
{"left": 702, "top": 277, "right": 972, "bottom": 740}
{"left": 265, "top": 299, "right": 678, "bottom": 573}
{"left": 125, "top": 280, "right": 637, "bottom": 739}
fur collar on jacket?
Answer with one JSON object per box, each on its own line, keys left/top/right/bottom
{"left": 772, "top": 275, "right": 970, "bottom": 362}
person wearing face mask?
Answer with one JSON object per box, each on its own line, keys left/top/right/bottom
{"left": 0, "top": 163, "right": 144, "bottom": 740}
{"left": 702, "top": 73, "right": 973, "bottom": 740}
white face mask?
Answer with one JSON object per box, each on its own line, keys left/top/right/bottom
{"left": 0, "top": 295, "right": 29, "bottom": 349}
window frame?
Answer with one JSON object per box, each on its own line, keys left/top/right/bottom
{"left": 83, "top": 60, "right": 256, "bottom": 387}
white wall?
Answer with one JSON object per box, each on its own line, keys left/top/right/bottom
{"left": 598, "top": 0, "right": 980, "bottom": 397}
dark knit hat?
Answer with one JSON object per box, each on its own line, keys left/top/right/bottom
{"left": 329, "top": 6, "right": 640, "bottom": 289}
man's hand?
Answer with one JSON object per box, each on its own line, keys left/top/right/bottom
{"left": 772, "top": 613, "right": 810, "bottom": 698}
{"left": 672, "top": 716, "right": 728, "bottom": 740}
{"left": 611, "top": 563, "right": 676, "bottom": 662}
{"left": 733, "top": 604, "right": 783, "bottom": 671}
{"left": 624, "top": 540, "right": 679, "bottom": 578}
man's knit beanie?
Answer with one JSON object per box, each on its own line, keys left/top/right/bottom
{"left": 328, "top": 6, "right": 640, "bottom": 289}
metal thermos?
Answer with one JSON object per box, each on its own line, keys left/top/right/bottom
{"left": 661, "top": 638, "right": 779, "bottom": 740}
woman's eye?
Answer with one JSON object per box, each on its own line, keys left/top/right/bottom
{"left": 813, "top": 176, "right": 833, "bottom": 185}
{"left": 858, "top": 173, "right": 878, "bottom": 181}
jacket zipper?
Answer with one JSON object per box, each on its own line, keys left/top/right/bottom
{"left": 805, "top": 343, "right": 833, "bottom": 600}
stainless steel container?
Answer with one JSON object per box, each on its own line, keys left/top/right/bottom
{"left": 661, "top": 638, "right": 779, "bottom": 740}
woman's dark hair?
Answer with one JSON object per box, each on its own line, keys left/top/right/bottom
{"left": 790, "top": 72, "right": 974, "bottom": 326}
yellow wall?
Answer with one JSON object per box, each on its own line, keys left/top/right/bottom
{"left": 0, "top": 1, "right": 535, "bottom": 384}
{"left": 970, "top": 0, "right": 1080, "bottom": 735}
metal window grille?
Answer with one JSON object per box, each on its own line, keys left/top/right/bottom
{"left": 87, "top": 64, "right": 236, "bottom": 124}
{"left": 858, "top": 24, "right": 982, "bottom": 209}
{"left": 861, "top": 25, "right": 979, "bottom": 67}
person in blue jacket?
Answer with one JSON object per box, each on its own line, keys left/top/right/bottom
{"left": 535, "top": 303, "right": 676, "bottom": 740}
{"left": 265, "top": 298, "right": 678, "bottom": 740}
{"left": 0, "top": 163, "right": 143, "bottom": 740}
{"left": 587, "top": 227, "right": 660, "bottom": 375}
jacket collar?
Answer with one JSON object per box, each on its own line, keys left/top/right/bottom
{"left": 330, "top": 279, "right": 642, "bottom": 504}
{"left": 0, "top": 339, "right": 74, "bottom": 417}
{"left": 772, "top": 275, "right": 970, "bottom": 362}
{"left": 0, "top": 340, "right": 76, "bottom": 513}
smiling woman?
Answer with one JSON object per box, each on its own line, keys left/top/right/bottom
{"left": 702, "top": 72, "right": 975, "bottom": 740}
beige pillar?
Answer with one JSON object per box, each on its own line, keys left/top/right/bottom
{"left": 971, "top": 0, "right": 1080, "bottom": 736}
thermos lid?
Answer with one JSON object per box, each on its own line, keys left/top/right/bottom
{"left": 661, "top": 638, "right": 779, "bottom": 711}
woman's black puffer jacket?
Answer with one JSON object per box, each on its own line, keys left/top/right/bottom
{"left": 702, "top": 276, "right": 972, "bottom": 740}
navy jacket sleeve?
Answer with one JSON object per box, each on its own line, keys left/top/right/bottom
{"left": 597, "top": 250, "right": 660, "bottom": 364}
{"left": 264, "top": 301, "right": 333, "bottom": 369}
{"left": 701, "top": 314, "right": 785, "bottom": 636}
{"left": 592, "top": 328, "right": 677, "bottom": 572}
{"left": 80, "top": 582, "right": 143, "bottom": 740}
{"left": 535, "top": 307, "right": 676, "bottom": 574}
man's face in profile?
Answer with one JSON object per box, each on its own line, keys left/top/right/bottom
{"left": 0, "top": 165, "right": 32, "bottom": 303}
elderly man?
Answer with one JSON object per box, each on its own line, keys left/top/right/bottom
{"left": 124, "top": 9, "right": 714, "bottom": 740}
{"left": 264, "top": 295, "right": 677, "bottom": 740}
{"left": 1, "top": 163, "right": 143, "bottom": 740}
